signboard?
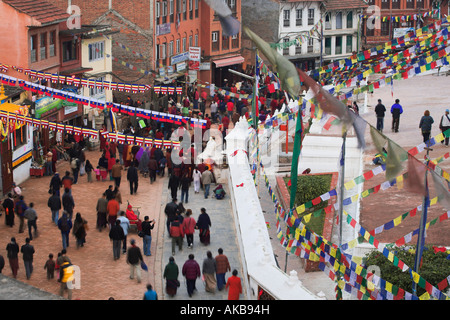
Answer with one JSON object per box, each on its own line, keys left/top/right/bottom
{"left": 35, "top": 97, "right": 63, "bottom": 119}
{"left": 156, "top": 23, "right": 171, "bottom": 36}
{"left": 393, "top": 27, "right": 414, "bottom": 38}
{"left": 199, "top": 62, "right": 211, "bottom": 71}
{"left": 171, "top": 51, "right": 189, "bottom": 65}
{"left": 189, "top": 47, "right": 201, "bottom": 70}
{"left": 176, "top": 61, "right": 187, "bottom": 72}
{"left": 167, "top": 66, "right": 174, "bottom": 76}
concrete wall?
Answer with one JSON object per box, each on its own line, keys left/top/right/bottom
{"left": 225, "top": 117, "right": 319, "bottom": 300}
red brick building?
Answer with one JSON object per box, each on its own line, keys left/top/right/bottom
{"left": 361, "top": 0, "right": 445, "bottom": 49}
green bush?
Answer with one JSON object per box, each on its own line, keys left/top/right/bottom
{"left": 284, "top": 174, "right": 333, "bottom": 235}
{"left": 364, "top": 245, "right": 450, "bottom": 298}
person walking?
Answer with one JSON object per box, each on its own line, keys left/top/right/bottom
{"left": 141, "top": 216, "right": 155, "bottom": 256}
{"left": 182, "top": 209, "right": 196, "bottom": 249}
{"left": 96, "top": 193, "right": 108, "bottom": 231}
{"left": 419, "top": 110, "right": 434, "bottom": 143}
{"left": 72, "top": 213, "right": 88, "bottom": 248}
{"left": 15, "top": 195, "right": 27, "bottom": 233}
{"left": 196, "top": 208, "right": 211, "bottom": 245}
{"left": 180, "top": 172, "right": 192, "bottom": 203}
{"left": 109, "top": 220, "right": 125, "bottom": 260}
{"left": 201, "top": 168, "right": 213, "bottom": 199}
{"left": 48, "top": 191, "right": 61, "bottom": 225}
{"left": 391, "top": 99, "right": 403, "bottom": 133}
{"left": 111, "top": 159, "right": 123, "bottom": 188}
{"left": 6, "top": 237, "right": 19, "bottom": 278}
{"left": 127, "top": 161, "right": 139, "bottom": 195}
{"left": 202, "top": 251, "right": 217, "bottom": 293}
{"left": 44, "top": 253, "right": 56, "bottom": 280}
{"left": 62, "top": 188, "right": 75, "bottom": 220}
{"left": 117, "top": 211, "right": 130, "bottom": 254}
{"left": 170, "top": 216, "right": 184, "bottom": 256}
{"left": 59, "top": 259, "right": 74, "bottom": 300}
{"left": 215, "top": 248, "right": 231, "bottom": 291}
{"left": 163, "top": 256, "right": 180, "bottom": 297}
{"left": 143, "top": 284, "right": 158, "bottom": 300}
{"left": 192, "top": 167, "right": 201, "bottom": 193}
{"left": 61, "top": 171, "right": 74, "bottom": 193}
{"left": 440, "top": 109, "right": 450, "bottom": 147}
{"left": 23, "top": 202, "right": 38, "bottom": 240}
{"left": 85, "top": 160, "right": 94, "bottom": 183}
{"left": 182, "top": 254, "right": 201, "bottom": 297}
{"left": 2, "top": 193, "right": 15, "bottom": 228}
{"left": 226, "top": 269, "right": 243, "bottom": 300}
{"left": 148, "top": 156, "right": 158, "bottom": 184}
{"left": 49, "top": 172, "right": 62, "bottom": 196}
{"left": 164, "top": 198, "right": 179, "bottom": 236}
{"left": 57, "top": 212, "right": 73, "bottom": 250}
{"left": 21, "top": 237, "right": 35, "bottom": 280}
{"left": 106, "top": 196, "right": 120, "bottom": 228}
{"left": 374, "top": 99, "right": 386, "bottom": 132}
{"left": 168, "top": 173, "right": 180, "bottom": 200}
{"left": 127, "top": 239, "right": 143, "bottom": 283}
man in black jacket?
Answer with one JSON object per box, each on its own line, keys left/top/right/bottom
{"left": 49, "top": 173, "right": 62, "bottom": 196}
{"left": 374, "top": 99, "right": 386, "bottom": 132}
{"left": 21, "top": 237, "right": 35, "bottom": 280}
{"left": 109, "top": 220, "right": 125, "bottom": 260}
{"left": 127, "top": 162, "right": 139, "bottom": 195}
{"left": 62, "top": 188, "right": 75, "bottom": 220}
{"left": 164, "top": 198, "right": 179, "bottom": 237}
{"left": 127, "top": 239, "right": 143, "bottom": 283}
{"left": 48, "top": 191, "right": 61, "bottom": 225}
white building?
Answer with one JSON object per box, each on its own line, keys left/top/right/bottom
{"left": 274, "top": 0, "right": 367, "bottom": 69}
{"left": 277, "top": 0, "right": 323, "bottom": 71}
{"left": 322, "top": 0, "right": 367, "bottom": 62}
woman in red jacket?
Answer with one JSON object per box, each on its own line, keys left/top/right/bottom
{"left": 226, "top": 269, "right": 242, "bottom": 300}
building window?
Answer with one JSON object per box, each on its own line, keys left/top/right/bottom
{"left": 229, "top": 0, "right": 236, "bottom": 10}
{"left": 417, "top": 0, "right": 424, "bottom": 8}
{"left": 189, "top": 35, "right": 193, "bottom": 48}
{"left": 162, "top": 1, "right": 168, "bottom": 23}
{"left": 176, "top": 39, "right": 180, "bottom": 53}
{"left": 325, "top": 13, "right": 331, "bottom": 30}
{"left": 307, "top": 37, "right": 314, "bottom": 53}
{"left": 88, "top": 41, "right": 104, "bottom": 62}
{"left": 283, "top": 9, "right": 290, "bottom": 27}
{"left": 14, "top": 125, "right": 27, "bottom": 150}
{"left": 325, "top": 37, "right": 331, "bottom": 55}
{"left": 392, "top": 0, "right": 400, "bottom": 9}
{"left": 212, "top": 31, "right": 220, "bottom": 51}
{"left": 156, "top": 2, "right": 160, "bottom": 25}
{"left": 160, "top": 43, "right": 166, "bottom": 60}
{"left": 195, "top": 34, "right": 198, "bottom": 47}
{"left": 170, "top": 0, "right": 174, "bottom": 22}
{"left": 182, "top": 0, "right": 187, "bottom": 20}
{"left": 168, "top": 41, "right": 174, "bottom": 57}
{"left": 182, "top": 37, "right": 187, "bottom": 52}
{"left": 381, "top": 21, "right": 389, "bottom": 36}
{"left": 346, "top": 36, "right": 353, "bottom": 53}
{"left": 90, "top": 77, "right": 105, "bottom": 97}
{"left": 283, "top": 38, "right": 289, "bottom": 55}
{"left": 40, "top": 33, "right": 47, "bottom": 60}
{"left": 335, "top": 36, "right": 342, "bottom": 55}
{"left": 62, "top": 40, "right": 77, "bottom": 62}
{"left": 49, "top": 31, "right": 56, "bottom": 57}
{"left": 296, "top": 9, "right": 303, "bottom": 26}
{"left": 347, "top": 12, "right": 353, "bottom": 29}
{"left": 222, "top": 34, "right": 229, "bottom": 50}
{"left": 308, "top": 9, "right": 314, "bottom": 25}
{"left": 295, "top": 39, "right": 302, "bottom": 54}
{"left": 406, "top": 0, "right": 414, "bottom": 8}
{"left": 381, "top": 0, "right": 390, "bottom": 9}
{"left": 195, "top": 0, "right": 199, "bottom": 17}
{"left": 336, "top": 12, "right": 342, "bottom": 29}
{"left": 231, "top": 33, "right": 239, "bottom": 48}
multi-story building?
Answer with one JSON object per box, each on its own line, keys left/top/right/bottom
{"left": 361, "top": 0, "right": 441, "bottom": 49}
{"left": 322, "top": 0, "right": 367, "bottom": 63}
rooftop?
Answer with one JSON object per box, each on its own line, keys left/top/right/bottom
{"left": 3, "top": 0, "right": 70, "bottom": 26}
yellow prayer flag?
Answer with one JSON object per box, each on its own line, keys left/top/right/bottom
{"left": 412, "top": 271, "right": 420, "bottom": 283}
{"left": 393, "top": 216, "right": 403, "bottom": 226}
{"left": 296, "top": 204, "right": 305, "bottom": 214}
{"left": 435, "top": 132, "right": 444, "bottom": 142}
{"left": 385, "top": 282, "right": 393, "bottom": 293}
{"left": 443, "top": 171, "right": 450, "bottom": 181}
{"left": 351, "top": 194, "right": 359, "bottom": 203}
{"left": 426, "top": 56, "right": 433, "bottom": 64}
{"left": 387, "top": 251, "right": 394, "bottom": 262}
{"left": 349, "top": 239, "right": 358, "bottom": 248}
{"left": 355, "top": 265, "right": 363, "bottom": 275}
{"left": 417, "top": 29, "right": 423, "bottom": 36}
{"left": 430, "top": 197, "right": 438, "bottom": 206}
{"left": 303, "top": 213, "right": 311, "bottom": 224}
{"left": 345, "top": 180, "right": 356, "bottom": 190}
{"left": 367, "top": 281, "right": 375, "bottom": 291}
{"left": 362, "top": 190, "right": 370, "bottom": 198}
{"left": 420, "top": 292, "right": 431, "bottom": 300}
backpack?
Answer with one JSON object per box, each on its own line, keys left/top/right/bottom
{"left": 71, "top": 158, "right": 79, "bottom": 169}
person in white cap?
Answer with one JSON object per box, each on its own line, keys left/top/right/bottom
{"left": 439, "top": 109, "right": 450, "bottom": 147}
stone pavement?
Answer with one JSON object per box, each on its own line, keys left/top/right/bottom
{"left": 158, "top": 180, "right": 245, "bottom": 300}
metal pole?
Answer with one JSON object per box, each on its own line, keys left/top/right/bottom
{"left": 412, "top": 147, "right": 431, "bottom": 294}
{"left": 339, "top": 129, "right": 347, "bottom": 246}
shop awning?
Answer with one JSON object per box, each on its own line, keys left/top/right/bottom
{"left": 213, "top": 55, "right": 245, "bottom": 68}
